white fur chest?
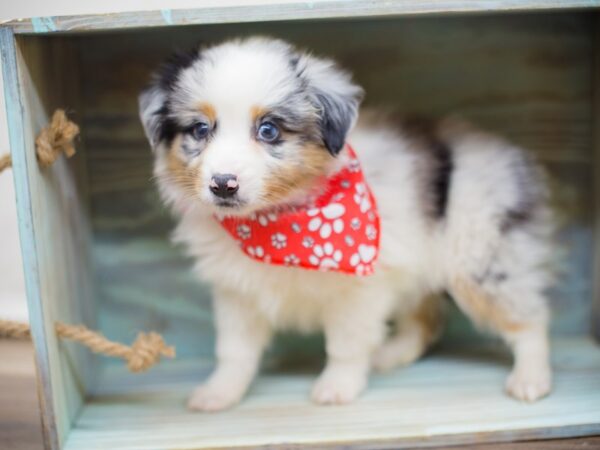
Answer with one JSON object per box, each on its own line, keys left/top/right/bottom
{"left": 173, "top": 206, "right": 380, "bottom": 332}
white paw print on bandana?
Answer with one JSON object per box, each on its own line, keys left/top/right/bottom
{"left": 236, "top": 224, "right": 251, "bottom": 240}
{"left": 284, "top": 254, "right": 300, "bottom": 266}
{"left": 365, "top": 224, "right": 377, "bottom": 241}
{"left": 271, "top": 232, "right": 287, "bottom": 249}
{"left": 332, "top": 192, "right": 345, "bottom": 202}
{"left": 353, "top": 182, "right": 372, "bottom": 213}
{"left": 309, "top": 243, "right": 343, "bottom": 270}
{"left": 348, "top": 159, "right": 360, "bottom": 173}
{"left": 307, "top": 203, "right": 346, "bottom": 239}
{"left": 253, "top": 212, "right": 278, "bottom": 227}
{"left": 302, "top": 236, "right": 315, "bottom": 248}
{"left": 247, "top": 246, "right": 265, "bottom": 259}
{"left": 350, "top": 244, "right": 377, "bottom": 275}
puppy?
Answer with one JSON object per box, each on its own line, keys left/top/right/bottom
{"left": 139, "top": 37, "right": 555, "bottom": 411}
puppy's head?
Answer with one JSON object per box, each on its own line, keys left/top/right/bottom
{"left": 139, "top": 37, "right": 363, "bottom": 215}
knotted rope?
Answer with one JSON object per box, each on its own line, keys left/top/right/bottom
{"left": 0, "top": 109, "right": 176, "bottom": 372}
{"left": 0, "top": 109, "right": 80, "bottom": 173}
{"left": 0, "top": 320, "right": 175, "bottom": 372}
{"left": 35, "top": 109, "right": 80, "bottom": 168}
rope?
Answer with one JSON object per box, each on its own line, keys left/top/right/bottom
{"left": 35, "top": 109, "right": 79, "bottom": 167}
{"left": 0, "top": 109, "right": 176, "bottom": 373}
{"left": 0, "top": 320, "right": 175, "bottom": 373}
{"left": 0, "top": 154, "right": 11, "bottom": 172}
{"left": 0, "top": 319, "right": 30, "bottom": 340}
{"left": 0, "top": 108, "right": 80, "bottom": 173}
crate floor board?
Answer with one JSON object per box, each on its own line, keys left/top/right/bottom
{"left": 64, "top": 337, "right": 600, "bottom": 450}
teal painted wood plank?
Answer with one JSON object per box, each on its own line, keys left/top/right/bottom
{"left": 30, "top": 17, "right": 58, "bottom": 33}
{"left": 16, "top": 35, "right": 104, "bottom": 449}
{"left": 0, "top": 29, "right": 60, "bottom": 450}
{"left": 64, "top": 337, "right": 600, "bottom": 449}
{"left": 1, "top": 34, "right": 101, "bottom": 448}
{"left": 2, "top": 0, "right": 600, "bottom": 35}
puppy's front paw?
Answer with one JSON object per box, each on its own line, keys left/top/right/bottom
{"left": 187, "top": 383, "right": 242, "bottom": 412}
{"left": 505, "top": 365, "right": 552, "bottom": 402}
{"left": 311, "top": 370, "right": 367, "bottom": 405}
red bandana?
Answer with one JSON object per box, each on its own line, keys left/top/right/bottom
{"left": 217, "top": 145, "right": 380, "bottom": 276}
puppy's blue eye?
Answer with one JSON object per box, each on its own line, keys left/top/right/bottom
{"left": 257, "top": 122, "right": 280, "bottom": 143}
{"left": 191, "top": 122, "right": 210, "bottom": 140}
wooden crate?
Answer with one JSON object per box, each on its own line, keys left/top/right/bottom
{"left": 2, "top": 2, "right": 600, "bottom": 449}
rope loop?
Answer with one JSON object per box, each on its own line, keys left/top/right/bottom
{"left": 0, "top": 108, "right": 79, "bottom": 173}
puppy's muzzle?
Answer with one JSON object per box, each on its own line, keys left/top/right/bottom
{"left": 210, "top": 173, "right": 239, "bottom": 199}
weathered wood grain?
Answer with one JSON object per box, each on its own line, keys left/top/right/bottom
{"left": 2, "top": 0, "right": 599, "bottom": 35}
{"left": 62, "top": 337, "right": 600, "bottom": 450}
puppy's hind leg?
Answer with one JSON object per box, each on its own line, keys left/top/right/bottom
{"left": 449, "top": 276, "right": 551, "bottom": 402}
{"left": 373, "top": 293, "right": 446, "bottom": 372}
{"left": 503, "top": 322, "right": 551, "bottom": 402}
{"left": 188, "top": 287, "right": 272, "bottom": 412}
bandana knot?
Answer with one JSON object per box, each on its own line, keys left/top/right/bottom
{"left": 217, "top": 145, "right": 380, "bottom": 276}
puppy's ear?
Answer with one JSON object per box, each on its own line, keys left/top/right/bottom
{"left": 139, "top": 85, "right": 168, "bottom": 150}
{"left": 297, "top": 54, "right": 364, "bottom": 155}
{"left": 139, "top": 48, "right": 200, "bottom": 150}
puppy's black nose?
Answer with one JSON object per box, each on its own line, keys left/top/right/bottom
{"left": 210, "top": 173, "right": 239, "bottom": 198}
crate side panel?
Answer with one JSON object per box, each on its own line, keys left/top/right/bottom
{"left": 3, "top": 34, "right": 97, "bottom": 446}
{"left": 0, "top": 29, "right": 61, "bottom": 450}
{"left": 78, "top": 12, "right": 594, "bottom": 361}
